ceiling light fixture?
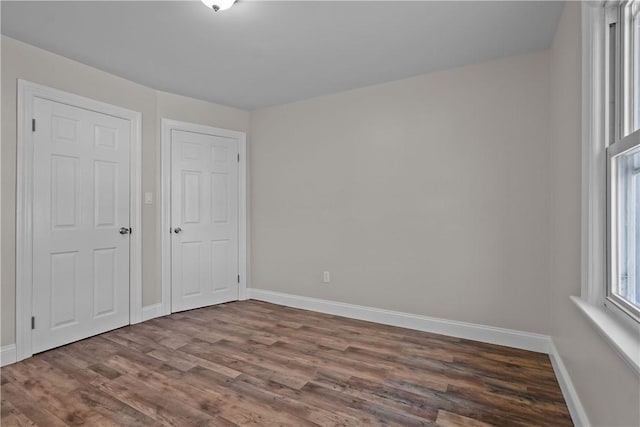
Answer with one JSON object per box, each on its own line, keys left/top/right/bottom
{"left": 201, "top": 0, "right": 236, "bottom": 12}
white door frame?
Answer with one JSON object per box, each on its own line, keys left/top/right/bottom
{"left": 16, "top": 80, "right": 142, "bottom": 361}
{"left": 160, "top": 119, "right": 248, "bottom": 316}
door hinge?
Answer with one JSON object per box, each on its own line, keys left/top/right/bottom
{"left": 32, "top": 119, "right": 36, "bottom": 132}
{"left": 237, "top": 274, "right": 240, "bottom": 283}
{"left": 31, "top": 316, "right": 35, "bottom": 330}
{"left": 237, "top": 153, "right": 240, "bottom": 163}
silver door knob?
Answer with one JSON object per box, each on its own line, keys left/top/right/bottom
{"left": 119, "top": 227, "right": 131, "bottom": 235}
{"left": 173, "top": 227, "right": 182, "bottom": 234}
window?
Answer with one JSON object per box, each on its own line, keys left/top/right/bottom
{"left": 606, "top": 0, "right": 640, "bottom": 323}
{"left": 608, "top": 132, "right": 640, "bottom": 320}
{"left": 579, "top": 0, "right": 640, "bottom": 376}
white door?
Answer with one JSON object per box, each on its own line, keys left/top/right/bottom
{"left": 32, "top": 97, "right": 131, "bottom": 354}
{"left": 171, "top": 129, "right": 239, "bottom": 312}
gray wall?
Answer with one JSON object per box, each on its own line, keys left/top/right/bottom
{"left": 250, "top": 6, "right": 640, "bottom": 424}
{"left": 249, "top": 51, "right": 553, "bottom": 334}
{"left": 549, "top": 4, "right": 640, "bottom": 426}
{"left": 1, "top": 36, "right": 250, "bottom": 345}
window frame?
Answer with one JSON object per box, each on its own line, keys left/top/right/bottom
{"left": 578, "top": 0, "right": 640, "bottom": 376}
{"left": 605, "top": 0, "right": 640, "bottom": 324}
{"left": 606, "top": 130, "right": 640, "bottom": 323}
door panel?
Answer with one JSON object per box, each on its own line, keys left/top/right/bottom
{"left": 171, "top": 129, "right": 239, "bottom": 312}
{"left": 51, "top": 155, "right": 79, "bottom": 227}
{"left": 181, "top": 241, "right": 203, "bottom": 297}
{"left": 50, "top": 251, "right": 78, "bottom": 328}
{"left": 93, "top": 247, "right": 116, "bottom": 317}
{"left": 32, "top": 97, "right": 131, "bottom": 354}
{"left": 212, "top": 172, "right": 229, "bottom": 223}
{"left": 211, "top": 239, "right": 231, "bottom": 291}
{"left": 94, "top": 160, "right": 119, "bottom": 228}
{"left": 182, "top": 171, "right": 202, "bottom": 224}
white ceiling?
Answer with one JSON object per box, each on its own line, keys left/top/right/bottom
{"left": 1, "top": 1, "right": 564, "bottom": 110}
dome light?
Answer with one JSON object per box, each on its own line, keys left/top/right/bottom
{"left": 201, "top": 0, "right": 236, "bottom": 12}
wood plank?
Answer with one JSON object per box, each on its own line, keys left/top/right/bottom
{"left": 1, "top": 398, "right": 38, "bottom": 427}
{"left": 435, "top": 409, "right": 494, "bottom": 427}
{"left": 1, "top": 300, "right": 573, "bottom": 427}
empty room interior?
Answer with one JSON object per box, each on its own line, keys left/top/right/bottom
{"left": 1, "top": 0, "right": 639, "bottom": 426}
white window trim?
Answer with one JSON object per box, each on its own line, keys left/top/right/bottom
{"left": 578, "top": 2, "right": 640, "bottom": 376}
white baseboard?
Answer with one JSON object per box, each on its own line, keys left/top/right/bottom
{"left": 248, "top": 289, "right": 590, "bottom": 425}
{"left": 1, "top": 344, "right": 17, "bottom": 367}
{"left": 247, "top": 289, "right": 551, "bottom": 353}
{"left": 141, "top": 303, "right": 167, "bottom": 322}
{"left": 1, "top": 289, "right": 590, "bottom": 427}
{"left": 548, "top": 340, "right": 590, "bottom": 427}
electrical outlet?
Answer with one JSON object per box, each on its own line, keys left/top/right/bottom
{"left": 323, "top": 271, "right": 330, "bottom": 283}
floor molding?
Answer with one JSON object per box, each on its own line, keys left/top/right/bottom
{"left": 548, "top": 340, "right": 591, "bottom": 427}
{"left": 248, "top": 289, "right": 591, "bottom": 426}
{"left": 1, "top": 344, "right": 17, "bottom": 367}
{"left": 1, "top": 300, "right": 572, "bottom": 426}
{"left": 141, "top": 303, "right": 166, "bottom": 322}
{"left": 2, "top": 291, "right": 586, "bottom": 426}
{"left": 248, "top": 289, "right": 551, "bottom": 353}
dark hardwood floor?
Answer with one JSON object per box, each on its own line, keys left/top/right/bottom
{"left": 1, "top": 300, "right": 572, "bottom": 426}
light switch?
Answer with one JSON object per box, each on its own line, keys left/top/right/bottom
{"left": 144, "top": 192, "right": 153, "bottom": 204}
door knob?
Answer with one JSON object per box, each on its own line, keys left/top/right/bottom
{"left": 119, "top": 227, "right": 131, "bottom": 235}
{"left": 174, "top": 227, "right": 182, "bottom": 234}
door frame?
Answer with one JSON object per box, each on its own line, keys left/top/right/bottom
{"left": 16, "top": 80, "right": 143, "bottom": 361}
{"left": 160, "top": 119, "right": 248, "bottom": 316}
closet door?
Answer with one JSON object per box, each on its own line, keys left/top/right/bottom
{"left": 32, "top": 97, "right": 131, "bottom": 353}
{"left": 171, "top": 129, "right": 239, "bottom": 312}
